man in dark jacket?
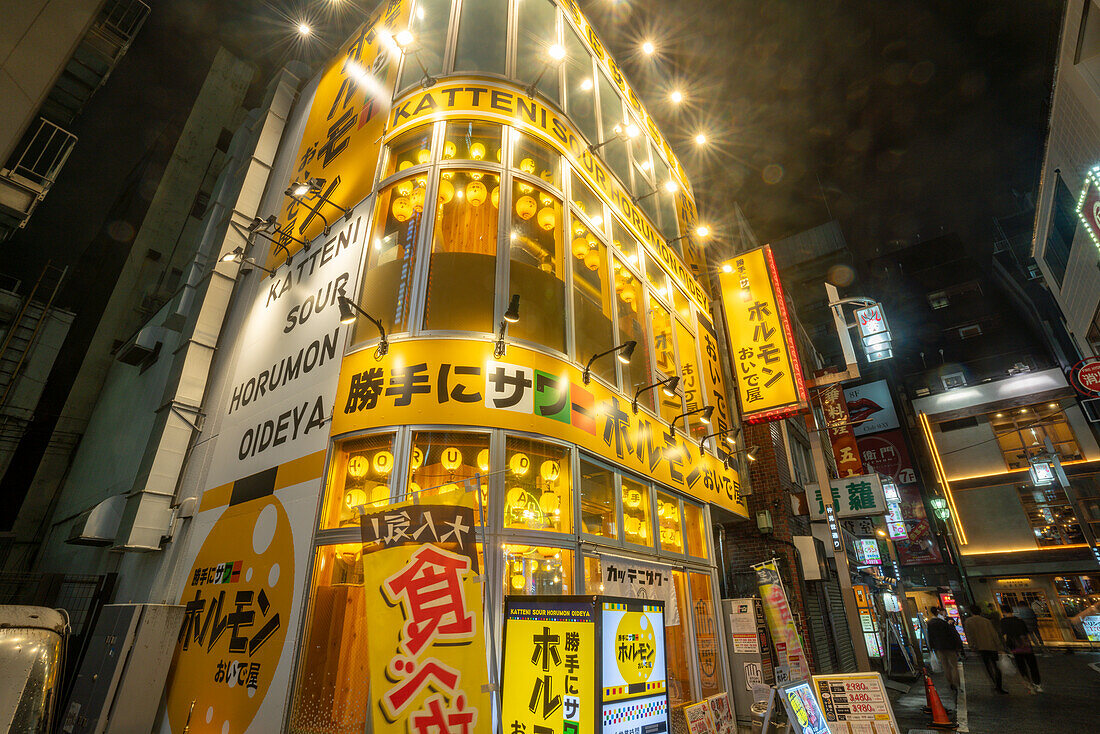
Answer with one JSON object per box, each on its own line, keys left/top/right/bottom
{"left": 927, "top": 606, "right": 963, "bottom": 691}
{"left": 1002, "top": 604, "right": 1042, "bottom": 693}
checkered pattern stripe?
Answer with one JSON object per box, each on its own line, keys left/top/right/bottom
{"left": 601, "top": 698, "right": 667, "bottom": 724}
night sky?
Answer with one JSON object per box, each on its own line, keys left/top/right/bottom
{"left": 6, "top": 0, "right": 1063, "bottom": 292}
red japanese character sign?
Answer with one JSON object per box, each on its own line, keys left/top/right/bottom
{"left": 1072, "top": 358, "right": 1100, "bottom": 398}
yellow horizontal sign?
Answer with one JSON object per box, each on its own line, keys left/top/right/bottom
{"left": 331, "top": 338, "right": 747, "bottom": 517}
{"left": 386, "top": 78, "right": 710, "bottom": 313}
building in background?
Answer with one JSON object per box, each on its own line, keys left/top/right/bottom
{"left": 0, "top": 0, "right": 148, "bottom": 240}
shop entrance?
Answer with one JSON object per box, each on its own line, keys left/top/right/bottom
{"left": 994, "top": 589, "right": 1059, "bottom": 642}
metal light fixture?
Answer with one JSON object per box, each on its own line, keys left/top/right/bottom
{"left": 632, "top": 375, "right": 679, "bottom": 414}
{"left": 588, "top": 121, "right": 640, "bottom": 153}
{"left": 337, "top": 295, "right": 389, "bottom": 359}
{"left": 667, "top": 405, "right": 714, "bottom": 438}
{"left": 582, "top": 341, "right": 636, "bottom": 385}
{"left": 392, "top": 30, "right": 437, "bottom": 88}
{"left": 698, "top": 426, "right": 739, "bottom": 455}
{"left": 240, "top": 214, "right": 308, "bottom": 266}
{"left": 756, "top": 509, "right": 773, "bottom": 534}
{"left": 284, "top": 177, "right": 351, "bottom": 236}
{"left": 633, "top": 179, "right": 677, "bottom": 205}
{"left": 524, "top": 43, "right": 566, "bottom": 98}
{"left": 495, "top": 294, "right": 520, "bottom": 358}
{"left": 667, "top": 225, "right": 710, "bottom": 245}
{"left": 223, "top": 246, "right": 275, "bottom": 276}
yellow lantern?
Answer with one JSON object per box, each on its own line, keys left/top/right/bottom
{"left": 539, "top": 489, "right": 560, "bottom": 516}
{"left": 625, "top": 488, "right": 642, "bottom": 508}
{"left": 466, "top": 180, "right": 487, "bottom": 206}
{"left": 537, "top": 207, "right": 557, "bottom": 231}
{"left": 511, "top": 574, "right": 525, "bottom": 590}
{"left": 369, "top": 484, "right": 390, "bottom": 507}
{"left": 470, "top": 171, "right": 483, "bottom": 181}
{"left": 572, "top": 236, "right": 589, "bottom": 259}
{"left": 657, "top": 501, "right": 666, "bottom": 518}
{"left": 624, "top": 515, "right": 639, "bottom": 536}
{"left": 470, "top": 141, "right": 486, "bottom": 160}
{"left": 437, "top": 178, "right": 455, "bottom": 204}
{"left": 416, "top": 148, "right": 430, "bottom": 164}
{"left": 506, "top": 487, "right": 526, "bottom": 510}
{"left": 410, "top": 186, "right": 425, "bottom": 212}
{"left": 372, "top": 450, "right": 394, "bottom": 476}
{"left": 540, "top": 170, "right": 554, "bottom": 184}
{"left": 540, "top": 460, "right": 561, "bottom": 482}
{"left": 439, "top": 482, "right": 460, "bottom": 496}
{"left": 619, "top": 281, "right": 635, "bottom": 304}
{"left": 441, "top": 446, "right": 463, "bottom": 472}
{"left": 519, "top": 182, "right": 533, "bottom": 194}
{"left": 347, "top": 455, "right": 369, "bottom": 479}
{"left": 490, "top": 186, "right": 499, "bottom": 208}
{"left": 396, "top": 178, "right": 414, "bottom": 197}
{"left": 636, "top": 523, "right": 647, "bottom": 541}
{"left": 408, "top": 481, "right": 422, "bottom": 497}
{"left": 519, "top": 157, "right": 537, "bottom": 174}
{"left": 477, "top": 448, "right": 490, "bottom": 472}
{"left": 398, "top": 160, "right": 413, "bottom": 171}
{"left": 584, "top": 248, "right": 602, "bottom": 271}
{"left": 392, "top": 197, "right": 412, "bottom": 222}
{"left": 443, "top": 140, "right": 457, "bottom": 159}
{"left": 410, "top": 447, "right": 424, "bottom": 470}
{"left": 509, "top": 452, "right": 530, "bottom": 476}
{"left": 515, "top": 195, "right": 537, "bottom": 220}
{"left": 344, "top": 488, "right": 367, "bottom": 508}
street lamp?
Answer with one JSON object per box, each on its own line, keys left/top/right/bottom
{"left": 930, "top": 497, "right": 951, "bottom": 521}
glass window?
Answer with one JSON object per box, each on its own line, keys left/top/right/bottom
{"left": 675, "top": 319, "right": 707, "bottom": 440}
{"left": 382, "top": 124, "right": 433, "bottom": 179}
{"left": 597, "top": 72, "right": 632, "bottom": 187}
{"left": 642, "top": 249, "right": 670, "bottom": 300}
{"left": 516, "top": 0, "right": 560, "bottom": 104}
{"left": 656, "top": 490, "right": 683, "bottom": 553}
{"left": 357, "top": 179, "right": 424, "bottom": 339}
{"left": 611, "top": 218, "right": 639, "bottom": 266}
{"left": 690, "top": 571, "right": 723, "bottom": 697}
{"left": 289, "top": 546, "right": 369, "bottom": 732}
{"left": 579, "top": 457, "right": 616, "bottom": 537}
{"left": 1016, "top": 484, "right": 1087, "bottom": 546}
{"left": 990, "top": 403, "right": 1083, "bottom": 469}
{"left": 684, "top": 502, "right": 708, "bottom": 558}
{"left": 424, "top": 169, "right": 499, "bottom": 332}
{"left": 649, "top": 296, "right": 683, "bottom": 425}
{"left": 563, "top": 23, "right": 598, "bottom": 144}
{"left": 651, "top": 149, "right": 680, "bottom": 241}
{"left": 509, "top": 180, "right": 566, "bottom": 352}
{"left": 570, "top": 171, "right": 604, "bottom": 229}
{"left": 322, "top": 433, "right": 397, "bottom": 529}
{"left": 621, "top": 476, "right": 652, "bottom": 547}
{"left": 504, "top": 546, "right": 573, "bottom": 595}
{"left": 583, "top": 554, "right": 602, "bottom": 593}
{"left": 444, "top": 121, "right": 502, "bottom": 162}
{"left": 665, "top": 569, "right": 695, "bottom": 707}
{"left": 670, "top": 284, "right": 692, "bottom": 322}
{"left": 408, "top": 431, "right": 490, "bottom": 507}
{"left": 398, "top": 0, "right": 449, "bottom": 90}
{"left": 454, "top": 0, "right": 508, "bottom": 74}
{"left": 504, "top": 437, "right": 572, "bottom": 533}
{"left": 572, "top": 221, "right": 616, "bottom": 385}
{"left": 633, "top": 146, "right": 660, "bottom": 226}
{"left": 513, "top": 131, "right": 560, "bottom": 189}
{"left": 614, "top": 253, "right": 651, "bottom": 411}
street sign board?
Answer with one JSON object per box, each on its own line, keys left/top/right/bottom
{"left": 1071, "top": 358, "right": 1100, "bottom": 398}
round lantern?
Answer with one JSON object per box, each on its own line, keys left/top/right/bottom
{"left": 584, "top": 248, "right": 602, "bottom": 271}
{"left": 408, "top": 481, "right": 422, "bottom": 497}
{"left": 619, "top": 281, "right": 635, "bottom": 304}
{"left": 625, "top": 488, "right": 642, "bottom": 508}
{"left": 466, "top": 180, "right": 487, "bottom": 206}
{"left": 396, "top": 178, "right": 413, "bottom": 197}
{"left": 506, "top": 487, "right": 526, "bottom": 511}
{"left": 572, "top": 236, "right": 589, "bottom": 259}
{"left": 416, "top": 148, "right": 430, "bottom": 164}
{"left": 624, "top": 515, "right": 639, "bottom": 536}
{"left": 636, "top": 523, "right": 647, "bottom": 541}
{"left": 490, "top": 186, "right": 499, "bottom": 208}
{"left": 410, "top": 447, "right": 424, "bottom": 470}
{"left": 441, "top": 446, "right": 463, "bottom": 472}
{"left": 536, "top": 207, "right": 557, "bottom": 231}
{"left": 344, "top": 488, "right": 367, "bottom": 509}
{"left": 398, "top": 160, "right": 413, "bottom": 172}
{"left": 470, "top": 171, "right": 483, "bottom": 181}
{"left": 391, "top": 197, "right": 412, "bottom": 222}
{"left": 515, "top": 195, "right": 537, "bottom": 220}
{"left": 369, "top": 484, "right": 390, "bottom": 507}
{"left": 470, "top": 142, "right": 486, "bottom": 160}
{"left": 443, "top": 140, "right": 457, "bottom": 159}
{"left": 519, "top": 157, "right": 536, "bottom": 174}
{"left": 347, "top": 455, "right": 369, "bottom": 479}
{"left": 372, "top": 450, "right": 394, "bottom": 476}
{"left": 509, "top": 452, "right": 530, "bottom": 476}
{"left": 540, "top": 170, "right": 554, "bottom": 184}
{"left": 477, "top": 448, "right": 490, "bottom": 472}
{"left": 511, "top": 574, "right": 525, "bottom": 590}
{"left": 437, "top": 178, "right": 455, "bottom": 204}
{"left": 518, "top": 182, "right": 533, "bottom": 194}
{"left": 539, "top": 489, "right": 560, "bottom": 516}
{"left": 540, "top": 460, "right": 560, "bottom": 482}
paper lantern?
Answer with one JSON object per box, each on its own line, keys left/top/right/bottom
{"left": 344, "top": 488, "right": 367, "bottom": 508}
{"left": 408, "top": 481, "right": 421, "bottom": 497}
{"left": 539, "top": 489, "right": 560, "bottom": 516}
{"left": 540, "top": 460, "right": 560, "bottom": 482}
{"left": 540, "top": 170, "right": 554, "bottom": 184}
{"left": 439, "top": 482, "right": 460, "bottom": 496}
{"left": 572, "top": 237, "right": 589, "bottom": 259}
{"left": 392, "top": 197, "right": 412, "bottom": 222}
{"left": 511, "top": 574, "right": 525, "bottom": 590}
{"left": 396, "top": 178, "right": 414, "bottom": 197}
{"left": 518, "top": 182, "right": 533, "bottom": 194}
{"left": 490, "top": 186, "right": 499, "bottom": 208}
{"left": 372, "top": 450, "right": 394, "bottom": 475}
{"left": 625, "top": 488, "right": 642, "bottom": 508}
{"left": 347, "top": 455, "right": 369, "bottom": 479}
{"left": 470, "top": 142, "right": 486, "bottom": 160}
{"left": 477, "top": 448, "right": 490, "bottom": 472}
{"left": 466, "top": 180, "right": 487, "bottom": 206}
{"left": 619, "top": 281, "right": 635, "bottom": 304}
{"left": 509, "top": 452, "right": 530, "bottom": 476}
{"left": 624, "top": 515, "right": 639, "bottom": 536}
{"left": 441, "top": 446, "right": 463, "bottom": 472}
{"left": 636, "top": 524, "right": 647, "bottom": 541}
{"left": 506, "top": 487, "right": 526, "bottom": 510}
{"left": 410, "top": 186, "right": 425, "bottom": 212}
{"left": 410, "top": 447, "right": 424, "bottom": 470}
{"left": 369, "top": 484, "right": 390, "bottom": 507}
{"left": 515, "top": 195, "right": 537, "bottom": 220}
{"left": 584, "top": 249, "right": 602, "bottom": 271}
{"left": 537, "top": 207, "right": 557, "bottom": 231}
{"left": 437, "top": 178, "right": 454, "bottom": 204}
{"left": 470, "top": 171, "right": 483, "bottom": 181}
{"left": 416, "top": 148, "right": 430, "bottom": 164}
{"left": 398, "top": 160, "right": 413, "bottom": 171}
{"left": 519, "top": 157, "right": 536, "bottom": 174}
{"left": 443, "top": 140, "right": 456, "bottom": 159}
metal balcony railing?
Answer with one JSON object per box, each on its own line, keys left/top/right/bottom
{"left": 4, "top": 118, "right": 77, "bottom": 191}
{"left": 91, "top": 0, "right": 150, "bottom": 58}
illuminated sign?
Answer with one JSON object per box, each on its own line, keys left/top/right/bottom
{"left": 821, "top": 384, "right": 864, "bottom": 478}
{"left": 825, "top": 505, "right": 842, "bottom": 551}
{"left": 754, "top": 560, "right": 811, "bottom": 682}
{"left": 1029, "top": 458, "right": 1056, "bottom": 486}
{"left": 854, "top": 539, "right": 882, "bottom": 566}
{"left": 1071, "top": 357, "right": 1100, "bottom": 397}
{"left": 601, "top": 600, "right": 668, "bottom": 734}
{"left": 718, "top": 246, "right": 808, "bottom": 423}
{"left": 854, "top": 304, "right": 893, "bottom": 362}
{"left": 809, "top": 474, "right": 887, "bottom": 519}
{"left": 1076, "top": 164, "right": 1100, "bottom": 252}
{"left": 778, "top": 680, "right": 830, "bottom": 734}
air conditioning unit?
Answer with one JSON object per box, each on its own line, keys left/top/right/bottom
{"left": 116, "top": 325, "right": 163, "bottom": 365}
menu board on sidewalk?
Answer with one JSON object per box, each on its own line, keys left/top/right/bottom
{"left": 811, "top": 673, "right": 900, "bottom": 734}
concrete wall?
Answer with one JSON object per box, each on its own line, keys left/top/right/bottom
{"left": 953, "top": 484, "right": 1038, "bottom": 554}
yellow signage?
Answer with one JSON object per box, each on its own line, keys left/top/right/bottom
{"left": 385, "top": 78, "right": 710, "bottom": 313}
{"left": 502, "top": 598, "right": 596, "bottom": 734}
{"left": 332, "top": 338, "right": 747, "bottom": 517}
{"left": 718, "top": 246, "right": 808, "bottom": 423}
{"left": 279, "top": 0, "right": 410, "bottom": 247}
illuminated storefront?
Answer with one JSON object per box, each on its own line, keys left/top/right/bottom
{"left": 170, "top": 0, "right": 752, "bottom": 731}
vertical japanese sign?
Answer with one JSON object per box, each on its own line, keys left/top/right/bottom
{"left": 502, "top": 597, "right": 596, "bottom": 734}
{"left": 753, "top": 560, "right": 811, "bottom": 683}
{"left": 360, "top": 498, "right": 490, "bottom": 733}
{"left": 718, "top": 246, "right": 808, "bottom": 423}
{"left": 697, "top": 312, "right": 733, "bottom": 437}
{"left": 281, "top": 0, "right": 409, "bottom": 246}
{"left": 820, "top": 384, "right": 864, "bottom": 478}
{"left": 601, "top": 600, "right": 668, "bottom": 734}
{"left": 809, "top": 474, "right": 887, "bottom": 519}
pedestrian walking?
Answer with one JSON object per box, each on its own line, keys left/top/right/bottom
{"left": 927, "top": 606, "right": 963, "bottom": 692}
{"left": 1002, "top": 604, "right": 1043, "bottom": 693}
{"left": 982, "top": 602, "right": 1003, "bottom": 634}
{"left": 964, "top": 604, "right": 1008, "bottom": 694}
{"left": 1015, "top": 600, "right": 1043, "bottom": 649}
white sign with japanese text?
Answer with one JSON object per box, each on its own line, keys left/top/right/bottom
{"left": 599, "top": 554, "right": 680, "bottom": 626}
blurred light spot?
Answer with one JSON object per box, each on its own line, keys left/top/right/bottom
{"left": 762, "top": 164, "right": 784, "bottom": 184}
{"left": 827, "top": 264, "right": 855, "bottom": 287}
{"left": 909, "top": 60, "right": 935, "bottom": 85}
{"left": 108, "top": 220, "right": 135, "bottom": 242}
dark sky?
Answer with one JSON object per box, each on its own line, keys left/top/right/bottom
{"left": 7, "top": 0, "right": 1063, "bottom": 286}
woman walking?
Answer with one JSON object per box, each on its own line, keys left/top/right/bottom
{"left": 1001, "top": 603, "right": 1042, "bottom": 693}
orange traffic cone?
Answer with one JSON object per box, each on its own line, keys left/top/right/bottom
{"left": 923, "top": 669, "right": 956, "bottom": 730}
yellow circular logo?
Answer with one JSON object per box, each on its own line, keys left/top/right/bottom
{"left": 614, "top": 612, "right": 657, "bottom": 685}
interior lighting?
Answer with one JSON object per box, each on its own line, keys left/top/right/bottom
{"left": 583, "top": 341, "right": 636, "bottom": 385}
{"left": 642, "top": 40, "right": 655, "bottom": 55}
{"left": 495, "top": 294, "right": 521, "bottom": 358}
{"left": 632, "top": 375, "right": 680, "bottom": 414}
{"left": 337, "top": 295, "right": 389, "bottom": 359}
{"left": 548, "top": 43, "right": 566, "bottom": 61}
{"left": 580, "top": 78, "right": 593, "bottom": 91}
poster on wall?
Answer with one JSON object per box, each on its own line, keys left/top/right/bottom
{"left": 601, "top": 600, "right": 668, "bottom": 734}
{"left": 598, "top": 554, "right": 680, "bottom": 625}
{"left": 684, "top": 700, "right": 718, "bottom": 734}
{"left": 843, "top": 380, "right": 900, "bottom": 437}
{"left": 706, "top": 693, "right": 736, "bottom": 734}
{"left": 753, "top": 560, "right": 811, "bottom": 682}
{"left": 360, "top": 497, "right": 490, "bottom": 733}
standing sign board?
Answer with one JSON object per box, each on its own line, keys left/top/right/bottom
{"left": 683, "top": 700, "right": 717, "bottom": 734}
{"left": 706, "top": 693, "right": 735, "bottom": 734}
{"left": 811, "top": 673, "right": 901, "bottom": 734}
{"left": 753, "top": 560, "right": 811, "bottom": 683}
{"left": 778, "top": 680, "right": 830, "bottom": 734}
{"left": 502, "top": 595, "right": 668, "bottom": 734}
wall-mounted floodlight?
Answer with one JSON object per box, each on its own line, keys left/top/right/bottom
{"left": 495, "top": 294, "right": 520, "bottom": 358}
{"left": 589, "top": 121, "right": 640, "bottom": 153}
{"left": 632, "top": 375, "right": 679, "bottom": 414}
{"left": 524, "top": 44, "right": 566, "bottom": 98}
{"left": 667, "top": 405, "right": 713, "bottom": 438}
{"left": 583, "top": 341, "right": 636, "bottom": 385}
{"left": 392, "top": 30, "right": 437, "bottom": 88}
{"left": 337, "top": 295, "right": 389, "bottom": 359}
{"left": 284, "top": 177, "right": 351, "bottom": 236}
